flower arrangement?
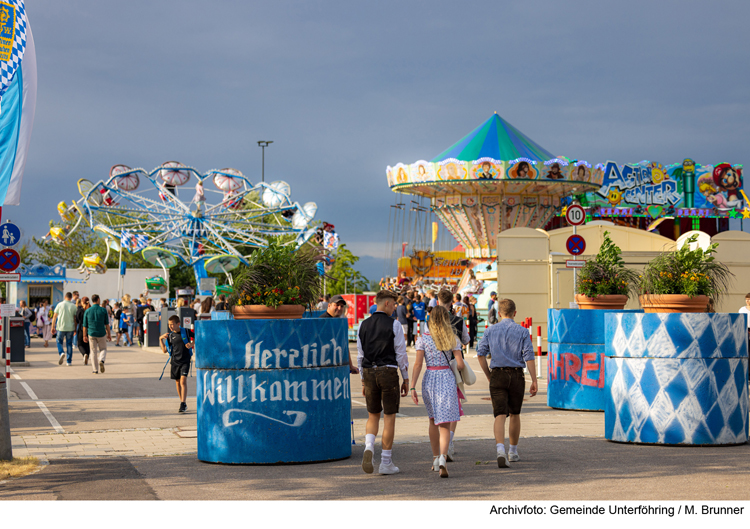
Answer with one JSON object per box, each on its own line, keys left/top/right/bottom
{"left": 228, "top": 238, "right": 321, "bottom": 309}
{"left": 576, "top": 231, "right": 639, "bottom": 298}
{"left": 639, "top": 234, "right": 733, "bottom": 303}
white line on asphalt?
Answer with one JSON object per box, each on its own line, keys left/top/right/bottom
{"left": 12, "top": 372, "right": 65, "bottom": 434}
{"left": 351, "top": 399, "right": 367, "bottom": 407}
{"left": 20, "top": 381, "right": 37, "bottom": 400}
{"left": 35, "top": 401, "right": 64, "bottom": 433}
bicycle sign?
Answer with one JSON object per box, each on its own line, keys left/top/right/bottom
{"left": 565, "top": 205, "right": 586, "bottom": 226}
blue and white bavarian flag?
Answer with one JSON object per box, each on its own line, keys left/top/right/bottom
{"left": 0, "top": 0, "right": 34, "bottom": 206}
{"left": 121, "top": 230, "right": 150, "bottom": 253}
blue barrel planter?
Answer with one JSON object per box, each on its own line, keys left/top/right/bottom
{"left": 547, "top": 308, "right": 637, "bottom": 411}
{"left": 604, "top": 312, "right": 749, "bottom": 445}
{"left": 195, "top": 318, "right": 352, "bottom": 463}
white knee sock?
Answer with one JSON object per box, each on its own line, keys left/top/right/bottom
{"left": 496, "top": 442, "right": 505, "bottom": 454}
{"left": 365, "top": 434, "right": 375, "bottom": 450}
{"left": 450, "top": 431, "right": 455, "bottom": 442}
{"left": 381, "top": 449, "right": 392, "bottom": 464}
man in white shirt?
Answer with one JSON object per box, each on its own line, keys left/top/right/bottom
{"left": 738, "top": 293, "right": 750, "bottom": 339}
{"left": 356, "top": 290, "right": 409, "bottom": 475}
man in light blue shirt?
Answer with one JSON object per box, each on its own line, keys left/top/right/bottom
{"left": 476, "top": 298, "right": 537, "bottom": 469}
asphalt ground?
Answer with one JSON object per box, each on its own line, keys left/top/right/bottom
{"left": 2, "top": 336, "right": 750, "bottom": 502}
{"left": 2, "top": 439, "right": 749, "bottom": 501}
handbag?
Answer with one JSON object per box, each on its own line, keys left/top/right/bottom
{"left": 460, "top": 360, "right": 477, "bottom": 386}
{"left": 441, "top": 350, "right": 463, "bottom": 386}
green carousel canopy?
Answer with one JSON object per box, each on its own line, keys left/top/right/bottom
{"left": 431, "top": 113, "right": 555, "bottom": 163}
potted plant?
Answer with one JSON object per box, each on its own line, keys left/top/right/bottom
{"left": 639, "top": 234, "right": 733, "bottom": 313}
{"left": 575, "top": 231, "right": 639, "bottom": 310}
{"left": 227, "top": 239, "right": 321, "bottom": 319}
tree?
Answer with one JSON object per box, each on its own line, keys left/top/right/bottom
{"left": 324, "top": 244, "right": 369, "bottom": 295}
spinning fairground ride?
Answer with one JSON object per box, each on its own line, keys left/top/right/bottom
{"left": 45, "top": 162, "right": 319, "bottom": 296}
{"left": 386, "top": 113, "right": 745, "bottom": 295}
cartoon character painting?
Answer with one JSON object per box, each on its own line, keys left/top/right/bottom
{"left": 545, "top": 163, "right": 564, "bottom": 179}
{"left": 698, "top": 174, "right": 728, "bottom": 209}
{"left": 713, "top": 163, "right": 743, "bottom": 208}
{"left": 397, "top": 166, "right": 409, "bottom": 184}
{"left": 570, "top": 164, "right": 590, "bottom": 181}
{"left": 437, "top": 162, "right": 467, "bottom": 180}
{"left": 607, "top": 187, "right": 623, "bottom": 206}
{"left": 477, "top": 161, "right": 494, "bottom": 179}
{"left": 508, "top": 161, "right": 537, "bottom": 179}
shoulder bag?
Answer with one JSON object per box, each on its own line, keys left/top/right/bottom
{"left": 441, "top": 350, "right": 463, "bottom": 386}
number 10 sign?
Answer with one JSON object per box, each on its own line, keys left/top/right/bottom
{"left": 566, "top": 205, "right": 586, "bottom": 226}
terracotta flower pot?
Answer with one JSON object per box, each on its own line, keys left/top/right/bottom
{"left": 232, "top": 305, "right": 306, "bottom": 320}
{"left": 575, "top": 294, "right": 628, "bottom": 310}
{"left": 638, "top": 294, "right": 710, "bottom": 313}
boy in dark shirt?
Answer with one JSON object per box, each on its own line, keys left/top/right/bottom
{"left": 159, "top": 315, "right": 194, "bottom": 413}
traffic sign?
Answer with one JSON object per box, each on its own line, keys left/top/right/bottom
{"left": 566, "top": 234, "right": 586, "bottom": 256}
{"left": 566, "top": 205, "right": 586, "bottom": 226}
{"left": 0, "top": 248, "right": 19, "bottom": 272}
{"left": 0, "top": 273, "right": 20, "bottom": 282}
{"left": 0, "top": 222, "right": 20, "bottom": 247}
{"left": 566, "top": 260, "right": 586, "bottom": 268}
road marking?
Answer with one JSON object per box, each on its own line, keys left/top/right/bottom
{"left": 35, "top": 401, "right": 64, "bottom": 433}
{"left": 13, "top": 374, "right": 65, "bottom": 434}
{"left": 20, "top": 381, "right": 37, "bottom": 400}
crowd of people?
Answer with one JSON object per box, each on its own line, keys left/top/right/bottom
{"left": 15, "top": 292, "right": 231, "bottom": 362}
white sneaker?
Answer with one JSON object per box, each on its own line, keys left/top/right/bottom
{"left": 58, "top": 354, "right": 64, "bottom": 365}
{"left": 432, "top": 456, "right": 439, "bottom": 472}
{"left": 497, "top": 452, "right": 509, "bottom": 468}
{"left": 508, "top": 452, "right": 520, "bottom": 462}
{"left": 447, "top": 441, "right": 455, "bottom": 462}
{"left": 438, "top": 455, "right": 448, "bottom": 478}
{"left": 378, "top": 461, "right": 400, "bottom": 475}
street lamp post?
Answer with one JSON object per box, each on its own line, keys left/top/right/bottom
{"left": 257, "top": 140, "right": 273, "bottom": 183}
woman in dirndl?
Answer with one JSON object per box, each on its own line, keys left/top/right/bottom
{"left": 410, "top": 305, "right": 465, "bottom": 478}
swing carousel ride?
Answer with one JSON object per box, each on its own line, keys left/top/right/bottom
{"left": 386, "top": 113, "right": 745, "bottom": 292}
{"left": 45, "top": 162, "right": 319, "bottom": 295}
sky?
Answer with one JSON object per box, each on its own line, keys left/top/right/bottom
{"left": 6, "top": 0, "right": 750, "bottom": 282}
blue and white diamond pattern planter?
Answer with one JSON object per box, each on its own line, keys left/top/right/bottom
{"left": 604, "top": 312, "right": 749, "bottom": 445}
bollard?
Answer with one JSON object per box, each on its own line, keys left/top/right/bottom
{"left": 536, "top": 326, "right": 543, "bottom": 379}
{"left": 5, "top": 340, "right": 9, "bottom": 397}
{"left": 0, "top": 324, "right": 10, "bottom": 460}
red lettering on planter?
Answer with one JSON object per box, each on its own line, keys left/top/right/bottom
{"left": 598, "top": 356, "right": 606, "bottom": 388}
{"left": 580, "top": 353, "right": 599, "bottom": 387}
{"left": 564, "top": 353, "right": 581, "bottom": 383}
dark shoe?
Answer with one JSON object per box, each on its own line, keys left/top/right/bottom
{"left": 99, "top": 361, "right": 105, "bottom": 373}
{"left": 84, "top": 354, "right": 89, "bottom": 365}
{"left": 178, "top": 402, "right": 187, "bottom": 413}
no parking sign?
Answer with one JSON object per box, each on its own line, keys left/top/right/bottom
{"left": 566, "top": 234, "right": 586, "bottom": 256}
